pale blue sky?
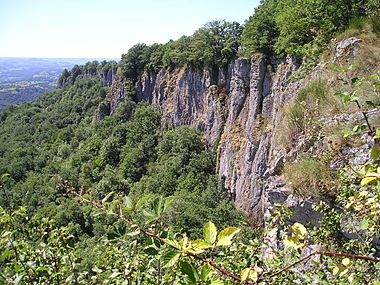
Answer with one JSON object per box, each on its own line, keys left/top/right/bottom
{"left": 0, "top": 0, "right": 260, "bottom": 59}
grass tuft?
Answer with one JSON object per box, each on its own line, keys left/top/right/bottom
{"left": 283, "top": 157, "right": 339, "bottom": 198}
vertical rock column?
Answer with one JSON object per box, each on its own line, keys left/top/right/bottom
{"left": 218, "top": 56, "right": 269, "bottom": 222}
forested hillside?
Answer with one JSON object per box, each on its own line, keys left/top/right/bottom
{"left": 1, "top": 0, "right": 380, "bottom": 284}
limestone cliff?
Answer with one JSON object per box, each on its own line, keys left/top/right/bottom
{"left": 58, "top": 64, "right": 117, "bottom": 88}
{"left": 106, "top": 55, "right": 305, "bottom": 222}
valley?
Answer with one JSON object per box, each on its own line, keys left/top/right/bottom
{"left": 0, "top": 57, "right": 110, "bottom": 109}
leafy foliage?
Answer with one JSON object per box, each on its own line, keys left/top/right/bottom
{"left": 118, "top": 20, "right": 243, "bottom": 81}
{"left": 242, "top": 0, "right": 380, "bottom": 56}
{"left": 241, "top": 0, "right": 279, "bottom": 55}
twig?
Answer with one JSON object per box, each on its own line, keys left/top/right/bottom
{"left": 263, "top": 250, "right": 380, "bottom": 281}
{"left": 185, "top": 251, "right": 251, "bottom": 284}
{"left": 344, "top": 68, "right": 375, "bottom": 135}
{"left": 69, "top": 188, "right": 248, "bottom": 283}
{"left": 353, "top": 99, "right": 374, "bottom": 135}
{"left": 68, "top": 185, "right": 380, "bottom": 285}
{"left": 317, "top": 251, "right": 380, "bottom": 262}
{"left": 267, "top": 251, "right": 316, "bottom": 279}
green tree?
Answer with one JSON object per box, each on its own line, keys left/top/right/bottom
{"left": 242, "top": 0, "right": 279, "bottom": 55}
{"left": 190, "top": 20, "right": 243, "bottom": 66}
{"left": 120, "top": 43, "right": 150, "bottom": 81}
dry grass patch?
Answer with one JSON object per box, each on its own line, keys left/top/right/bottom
{"left": 283, "top": 156, "right": 339, "bottom": 198}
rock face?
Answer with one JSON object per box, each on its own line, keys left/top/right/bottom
{"left": 107, "top": 55, "right": 305, "bottom": 221}
{"left": 80, "top": 68, "right": 117, "bottom": 87}
{"left": 58, "top": 65, "right": 117, "bottom": 88}
{"left": 333, "top": 37, "right": 362, "bottom": 59}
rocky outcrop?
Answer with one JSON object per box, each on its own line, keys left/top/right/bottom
{"left": 80, "top": 67, "right": 117, "bottom": 87}
{"left": 58, "top": 64, "right": 117, "bottom": 88}
{"left": 333, "top": 37, "right": 362, "bottom": 59}
{"left": 108, "top": 74, "right": 133, "bottom": 114}
{"left": 218, "top": 56, "right": 303, "bottom": 222}
{"left": 106, "top": 55, "right": 306, "bottom": 221}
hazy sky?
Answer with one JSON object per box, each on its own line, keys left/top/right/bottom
{"left": 0, "top": 0, "right": 260, "bottom": 59}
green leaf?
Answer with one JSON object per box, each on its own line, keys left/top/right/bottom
{"left": 188, "top": 239, "right": 212, "bottom": 254}
{"left": 164, "top": 238, "right": 181, "bottom": 249}
{"left": 374, "top": 129, "right": 380, "bottom": 139}
{"left": 143, "top": 208, "right": 160, "bottom": 224}
{"left": 142, "top": 209, "right": 156, "bottom": 218}
{"left": 351, "top": 77, "right": 363, "bottom": 87}
{"left": 0, "top": 173, "right": 10, "bottom": 179}
{"left": 348, "top": 64, "right": 359, "bottom": 70}
{"left": 180, "top": 261, "right": 199, "bottom": 283}
{"left": 123, "top": 196, "right": 134, "bottom": 210}
{"left": 65, "top": 274, "right": 75, "bottom": 283}
{"left": 365, "top": 100, "right": 377, "bottom": 107}
{"left": 283, "top": 236, "right": 304, "bottom": 249}
{"left": 163, "top": 196, "right": 173, "bottom": 212}
{"left": 14, "top": 275, "right": 24, "bottom": 285}
{"left": 1, "top": 249, "right": 12, "bottom": 260}
{"left": 102, "top": 191, "right": 115, "bottom": 204}
{"left": 371, "top": 146, "right": 380, "bottom": 160}
{"left": 92, "top": 266, "right": 103, "bottom": 273}
{"left": 359, "top": 220, "right": 369, "bottom": 230}
{"left": 326, "top": 65, "right": 349, "bottom": 71}
{"left": 146, "top": 236, "right": 161, "bottom": 247}
{"left": 361, "top": 176, "right": 378, "bottom": 186}
{"left": 152, "top": 197, "right": 163, "bottom": 215}
{"left": 200, "top": 263, "right": 213, "bottom": 281}
{"left": 180, "top": 235, "right": 188, "bottom": 249}
{"left": 203, "top": 221, "right": 217, "bottom": 245}
{"left": 368, "top": 74, "right": 378, "bottom": 79}
{"left": 109, "top": 272, "right": 121, "bottom": 278}
{"left": 163, "top": 251, "right": 181, "bottom": 268}
{"left": 334, "top": 92, "right": 351, "bottom": 102}
{"left": 144, "top": 246, "right": 160, "bottom": 256}
{"left": 135, "top": 194, "right": 153, "bottom": 210}
{"left": 291, "top": 222, "right": 307, "bottom": 239}
{"left": 125, "top": 229, "right": 140, "bottom": 237}
{"left": 216, "top": 227, "right": 241, "bottom": 246}
{"left": 342, "top": 130, "right": 355, "bottom": 137}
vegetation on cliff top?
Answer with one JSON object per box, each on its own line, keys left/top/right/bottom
{"left": 242, "top": 0, "right": 380, "bottom": 56}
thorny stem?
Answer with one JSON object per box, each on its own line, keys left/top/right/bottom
{"left": 67, "top": 187, "right": 249, "bottom": 284}
{"left": 67, "top": 185, "right": 380, "bottom": 285}
{"left": 185, "top": 251, "right": 251, "bottom": 284}
{"left": 261, "top": 251, "right": 380, "bottom": 282}
{"left": 353, "top": 99, "right": 375, "bottom": 135}
{"left": 317, "top": 251, "right": 380, "bottom": 262}
{"left": 343, "top": 69, "right": 375, "bottom": 135}
{"left": 265, "top": 251, "right": 316, "bottom": 279}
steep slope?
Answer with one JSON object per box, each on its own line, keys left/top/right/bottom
{"left": 102, "top": 35, "right": 380, "bottom": 224}
{"left": 104, "top": 55, "right": 303, "bottom": 222}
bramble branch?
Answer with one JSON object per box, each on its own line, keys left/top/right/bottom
{"left": 64, "top": 181, "right": 380, "bottom": 285}
{"left": 66, "top": 186, "right": 251, "bottom": 284}
{"left": 263, "top": 250, "right": 380, "bottom": 281}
